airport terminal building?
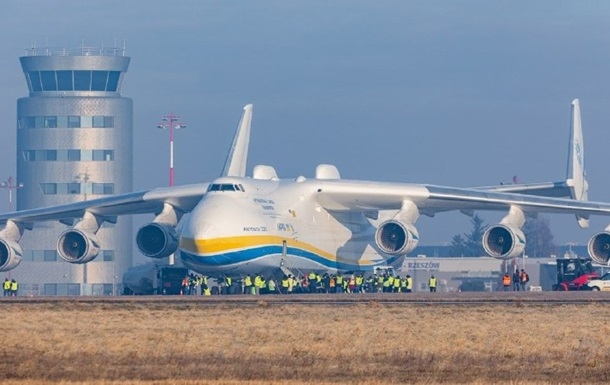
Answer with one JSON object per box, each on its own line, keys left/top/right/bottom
{"left": 9, "top": 46, "right": 133, "bottom": 295}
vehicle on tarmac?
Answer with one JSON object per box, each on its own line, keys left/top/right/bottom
{"left": 553, "top": 257, "right": 599, "bottom": 291}
{"left": 586, "top": 272, "right": 610, "bottom": 291}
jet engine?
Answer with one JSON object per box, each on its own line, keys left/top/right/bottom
{"left": 588, "top": 231, "right": 610, "bottom": 265}
{"left": 375, "top": 220, "right": 419, "bottom": 255}
{"left": 57, "top": 229, "right": 101, "bottom": 263}
{"left": 136, "top": 223, "right": 178, "bottom": 259}
{"left": 482, "top": 224, "right": 525, "bottom": 259}
{"left": 0, "top": 239, "right": 23, "bottom": 271}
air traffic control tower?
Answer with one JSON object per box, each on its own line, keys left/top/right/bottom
{"left": 13, "top": 45, "right": 133, "bottom": 295}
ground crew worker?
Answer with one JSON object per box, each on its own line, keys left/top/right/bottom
{"left": 520, "top": 269, "right": 529, "bottom": 291}
{"left": 224, "top": 275, "right": 232, "bottom": 295}
{"left": 200, "top": 275, "right": 208, "bottom": 295}
{"left": 3, "top": 278, "right": 10, "bottom": 296}
{"left": 244, "top": 274, "right": 253, "bottom": 294}
{"left": 376, "top": 274, "right": 384, "bottom": 292}
{"left": 355, "top": 274, "right": 364, "bottom": 293}
{"left": 258, "top": 276, "right": 267, "bottom": 294}
{"left": 254, "top": 274, "right": 262, "bottom": 295}
{"left": 512, "top": 270, "right": 520, "bottom": 291}
{"left": 335, "top": 273, "right": 344, "bottom": 293}
{"left": 316, "top": 273, "right": 323, "bottom": 293}
{"left": 502, "top": 273, "right": 511, "bottom": 291}
{"left": 393, "top": 275, "right": 401, "bottom": 293}
{"left": 308, "top": 271, "right": 317, "bottom": 293}
{"left": 268, "top": 278, "right": 277, "bottom": 294}
{"left": 406, "top": 275, "right": 413, "bottom": 293}
{"left": 428, "top": 275, "right": 437, "bottom": 292}
{"left": 280, "top": 275, "right": 290, "bottom": 294}
{"left": 10, "top": 279, "right": 18, "bottom": 297}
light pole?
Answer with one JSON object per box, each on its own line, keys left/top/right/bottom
{"left": 74, "top": 171, "right": 92, "bottom": 290}
{"left": 157, "top": 113, "right": 186, "bottom": 187}
{"left": 0, "top": 176, "right": 24, "bottom": 212}
{"left": 156, "top": 113, "right": 186, "bottom": 265}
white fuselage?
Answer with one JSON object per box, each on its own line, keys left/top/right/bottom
{"left": 178, "top": 177, "right": 401, "bottom": 276}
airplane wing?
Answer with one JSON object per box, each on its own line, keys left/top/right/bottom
{"left": 314, "top": 180, "right": 610, "bottom": 218}
{"left": 473, "top": 182, "right": 571, "bottom": 198}
{"left": 0, "top": 183, "right": 208, "bottom": 226}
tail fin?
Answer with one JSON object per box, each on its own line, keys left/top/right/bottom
{"left": 221, "top": 104, "right": 253, "bottom": 177}
{"left": 566, "top": 98, "right": 589, "bottom": 228}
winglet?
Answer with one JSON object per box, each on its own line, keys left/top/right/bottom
{"left": 221, "top": 104, "right": 253, "bottom": 177}
{"left": 565, "top": 99, "right": 589, "bottom": 228}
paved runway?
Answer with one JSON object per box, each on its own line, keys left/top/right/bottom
{"left": 1, "top": 291, "right": 609, "bottom": 306}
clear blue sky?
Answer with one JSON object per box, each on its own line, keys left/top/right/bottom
{"left": 1, "top": 1, "right": 610, "bottom": 250}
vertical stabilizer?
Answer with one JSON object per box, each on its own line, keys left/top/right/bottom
{"left": 566, "top": 99, "right": 589, "bottom": 228}
{"left": 221, "top": 104, "right": 253, "bottom": 177}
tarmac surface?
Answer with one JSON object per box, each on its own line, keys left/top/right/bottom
{"left": 1, "top": 291, "right": 609, "bottom": 306}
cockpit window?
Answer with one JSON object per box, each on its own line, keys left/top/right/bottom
{"left": 207, "top": 183, "right": 244, "bottom": 192}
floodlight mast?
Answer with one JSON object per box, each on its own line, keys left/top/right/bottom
{"left": 0, "top": 176, "right": 24, "bottom": 212}
{"left": 156, "top": 113, "right": 186, "bottom": 187}
{"left": 156, "top": 113, "right": 186, "bottom": 265}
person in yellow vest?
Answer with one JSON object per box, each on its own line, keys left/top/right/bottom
{"left": 254, "top": 274, "right": 262, "bottom": 295}
{"left": 224, "top": 275, "right": 232, "bottom": 295}
{"left": 308, "top": 271, "right": 317, "bottom": 293}
{"left": 281, "top": 275, "right": 290, "bottom": 294}
{"left": 244, "top": 274, "right": 253, "bottom": 295}
{"left": 376, "top": 274, "right": 384, "bottom": 292}
{"left": 199, "top": 275, "right": 208, "bottom": 295}
{"left": 428, "top": 275, "right": 437, "bottom": 292}
{"left": 258, "top": 276, "right": 266, "bottom": 294}
{"left": 355, "top": 274, "right": 363, "bottom": 293}
{"left": 268, "top": 278, "right": 277, "bottom": 294}
{"left": 406, "top": 275, "right": 413, "bottom": 293}
{"left": 382, "top": 275, "right": 391, "bottom": 293}
{"left": 335, "top": 273, "right": 344, "bottom": 294}
{"left": 10, "top": 279, "right": 18, "bottom": 297}
{"left": 393, "top": 275, "right": 402, "bottom": 293}
{"left": 3, "top": 278, "right": 10, "bottom": 296}
{"left": 502, "top": 273, "right": 511, "bottom": 291}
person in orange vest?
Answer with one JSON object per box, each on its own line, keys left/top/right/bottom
{"left": 502, "top": 273, "right": 511, "bottom": 291}
{"left": 520, "top": 269, "right": 530, "bottom": 291}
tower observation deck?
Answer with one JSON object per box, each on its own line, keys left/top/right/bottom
{"left": 13, "top": 45, "right": 133, "bottom": 295}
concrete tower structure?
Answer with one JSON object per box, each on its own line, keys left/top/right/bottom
{"left": 12, "top": 45, "right": 133, "bottom": 295}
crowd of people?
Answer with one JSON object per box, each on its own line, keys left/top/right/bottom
{"left": 179, "top": 271, "right": 441, "bottom": 295}
{"left": 3, "top": 278, "right": 18, "bottom": 296}
{"left": 501, "top": 269, "right": 530, "bottom": 291}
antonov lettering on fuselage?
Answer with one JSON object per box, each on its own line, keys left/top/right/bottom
{"left": 3, "top": 100, "right": 610, "bottom": 278}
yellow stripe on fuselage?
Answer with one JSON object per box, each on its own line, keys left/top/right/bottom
{"left": 179, "top": 235, "right": 340, "bottom": 261}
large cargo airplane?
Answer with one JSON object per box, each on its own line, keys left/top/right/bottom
{"left": 2, "top": 100, "right": 610, "bottom": 277}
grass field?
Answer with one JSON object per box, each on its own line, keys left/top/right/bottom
{"left": 1, "top": 298, "right": 610, "bottom": 384}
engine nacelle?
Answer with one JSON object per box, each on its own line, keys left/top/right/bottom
{"left": 588, "top": 231, "right": 610, "bottom": 265}
{"left": 0, "top": 239, "right": 23, "bottom": 271}
{"left": 57, "top": 229, "right": 101, "bottom": 263}
{"left": 482, "top": 224, "right": 526, "bottom": 259}
{"left": 136, "top": 223, "right": 178, "bottom": 259}
{"left": 375, "top": 220, "right": 419, "bottom": 255}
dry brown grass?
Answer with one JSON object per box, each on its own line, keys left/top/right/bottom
{"left": 1, "top": 299, "right": 610, "bottom": 384}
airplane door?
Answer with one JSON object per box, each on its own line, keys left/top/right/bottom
{"left": 282, "top": 240, "right": 287, "bottom": 257}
